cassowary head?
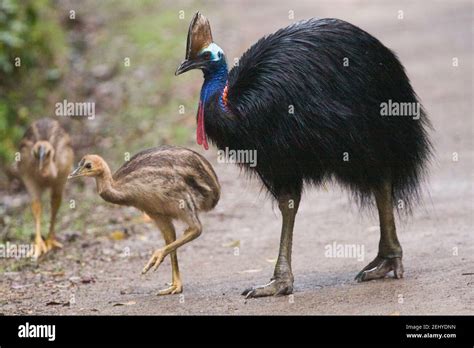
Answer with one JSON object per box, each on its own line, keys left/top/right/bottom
{"left": 175, "top": 12, "right": 225, "bottom": 75}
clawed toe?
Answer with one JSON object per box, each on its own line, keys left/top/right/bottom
{"left": 157, "top": 283, "right": 183, "bottom": 296}
{"left": 355, "top": 256, "right": 404, "bottom": 282}
{"left": 28, "top": 238, "right": 49, "bottom": 259}
{"left": 242, "top": 278, "right": 293, "bottom": 298}
{"left": 142, "top": 249, "right": 166, "bottom": 274}
{"left": 45, "top": 238, "right": 63, "bottom": 251}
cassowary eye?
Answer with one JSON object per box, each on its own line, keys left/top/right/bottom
{"left": 202, "top": 51, "right": 212, "bottom": 60}
{"left": 85, "top": 163, "right": 92, "bottom": 169}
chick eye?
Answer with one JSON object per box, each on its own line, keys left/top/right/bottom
{"left": 85, "top": 163, "right": 92, "bottom": 169}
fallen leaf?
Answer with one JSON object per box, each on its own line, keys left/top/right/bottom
{"left": 46, "top": 301, "right": 69, "bottom": 307}
{"left": 80, "top": 276, "right": 95, "bottom": 284}
{"left": 51, "top": 271, "right": 65, "bottom": 277}
{"left": 112, "top": 301, "right": 136, "bottom": 307}
{"left": 109, "top": 230, "right": 127, "bottom": 241}
{"left": 222, "top": 240, "right": 240, "bottom": 248}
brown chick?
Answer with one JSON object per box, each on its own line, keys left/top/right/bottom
{"left": 68, "top": 146, "right": 220, "bottom": 295}
{"left": 18, "top": 118, "right": 74, "bottom": 259}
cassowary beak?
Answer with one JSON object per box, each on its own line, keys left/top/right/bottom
{"left": 175, "top": 59, "right": 204, "bottom": 75}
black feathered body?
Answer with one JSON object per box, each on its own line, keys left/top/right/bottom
{"left": 203, "top": 18, "right": 431, "bottom": 207}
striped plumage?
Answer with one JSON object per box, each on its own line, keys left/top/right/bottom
{"left": 69, "top": 146, "right": 220, "bottom": 295}
{"left": 18, "top": 117, "right": 74, "bottom": 258}
{"left": 111, "top": 146, "right": 220, "bottom": 213}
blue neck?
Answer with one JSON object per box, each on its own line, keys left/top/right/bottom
{"left": 200, "top": 60, "right": 228, "bottom": 107}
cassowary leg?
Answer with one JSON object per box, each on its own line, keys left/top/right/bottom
{"left": 355, "top": 180, "right": 404, "bottom": 281}
{"left": 242, "top": 193, "right": 300, "bottom": 298}
{"left": 148, "top": 214, "right": 183, "bottom": 295}
{"left": 45, "top": 188, "right": 63, "bottom": 251}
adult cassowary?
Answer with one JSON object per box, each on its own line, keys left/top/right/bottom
{"left": 175, "top": 13, "right": 432, "bottom": 298}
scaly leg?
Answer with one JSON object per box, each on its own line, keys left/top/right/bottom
{"left": 142, "top": 211, "right": 202, "bottom": 276}
{"left": 242, "top": 193, "right": 301, "bottom": 298}
{"left": 150, "top": 215, "right": 183, "bottom": 295}
{"left": 355, "top": 180, "right": 404, "bottom": 281}
{"left": 28, "top": 200, "right": 47, "bottom": 259}
{"left": 45, "top": 188, "right": 63, "bottom": 251}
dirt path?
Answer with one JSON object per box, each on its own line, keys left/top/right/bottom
{"left": 1, "top": 0, "right": 472, "bottom": 315}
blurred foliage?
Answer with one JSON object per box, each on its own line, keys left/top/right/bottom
{"left": 0, "top": 0, "right": 66, "bottom": 168}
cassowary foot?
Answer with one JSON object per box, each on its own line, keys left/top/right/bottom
{"left": 28, "top": 237, "right": 49, "bottom": 259}
{"left": 141, "top": 249, "right": 166, "bottom": 274}
{"left": 242, "top": 277, "right": 294, "bottom": 298}
{"left": 45, "top": 237, "right": 63, "bottom": 251}
{"left": 355, "top": 256, "right": 404, "bottom": 282}
{"left": 157, "top": 281, "right": 183, "bottom": 296}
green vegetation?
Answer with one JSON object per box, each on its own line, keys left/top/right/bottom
{"left": 0, "top": 0, "right": 67, "bottom": 167}
{"left": 1, "top": 0, "right": 203, "bottom": 243}
{"left": 87, "top": 3, "right": 199, "bottom": 163}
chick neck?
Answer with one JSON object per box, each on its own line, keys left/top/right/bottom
{"left": 94, "top": 159, "right": 125, "bottom": 204}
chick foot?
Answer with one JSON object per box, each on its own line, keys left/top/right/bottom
{"left": 142, "top": 249, "right": 166, "bottom": 274}
{"left": 355, "top": 256, "right": 404, "bottom": 282}
{"left": 242, "top": 277, "right": 293, "bottom": 298}
{"left": 157, "top": 281, "right": 183, "bottom": 296}
{"left": 28, "top": 237, "right": 48, "bottom": 259}
{"left": 45, "top": 237, "right": 63, "bottom": 251}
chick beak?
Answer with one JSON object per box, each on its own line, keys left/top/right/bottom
{"left": 38, "top": 146, "right": 45, "bottom": 171}
{"left": 67, "top": 165, "right": 83, "bottom": 179}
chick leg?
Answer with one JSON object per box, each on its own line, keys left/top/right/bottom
{"left": 142, "top": 210, "right": 202, "bottom": 275}
{"left": 243, "top": 193, "right": 301, "bottom": 298}
{"left": 149, "top": 215, "right": 182, "bottom": 295}
{"left": 45, "top": 188, "right": 63, "bottom": 251}
{"left": 355, "top": 180, "right": 404, "bottom": 281}
{"left": 29, "top": 199, "right": 48, "bottom": 259}
{"left": 22, "top": 178, "right": 47, "bottom": 259}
